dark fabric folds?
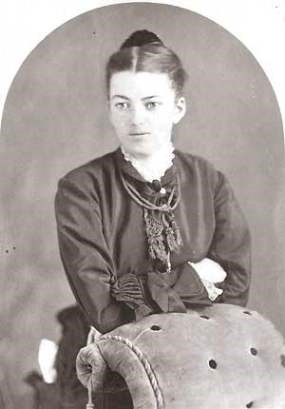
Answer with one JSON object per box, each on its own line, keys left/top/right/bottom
{"left": 111, "top": 262, "right": 212, "bottom": 318}
{"left": 172, "top": 262, "right": 213, "bottom": 307}
{"left": 147, "top": 271, "right": 187, "bottom": 312}
{"left": 111, "top": 273, "right": 153, "bottom": 320}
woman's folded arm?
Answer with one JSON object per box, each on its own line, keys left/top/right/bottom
{"left": 55, "top": 177, "right": 129, "bottom": 333}
{"left": 208, "top": 171, "right": 251, "bottom": 306}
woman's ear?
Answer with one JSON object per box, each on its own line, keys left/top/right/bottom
{"left": 173, "top": 97, "right": 186, "bottom": 124}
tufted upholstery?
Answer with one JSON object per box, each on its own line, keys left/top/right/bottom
{"left": 76, "top": 304, "right": 285, "bottom": 409}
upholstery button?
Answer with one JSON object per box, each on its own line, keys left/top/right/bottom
{"left": 150, "top": 325, "right": 161, "bottom": 331}
{"left": 243, "top": 311, "right": 252, "bottom": 315}
{"left": 200, "top": 315, "right": 210, "bottom": 320}
{"left": 250, "top": 348, "right": 258, "bottom": 356}
{"left": 246, "top": 401, "right": 254, "bottom": 408}
{"left": 208, "top": 359, "right": 217, "bottom": 369}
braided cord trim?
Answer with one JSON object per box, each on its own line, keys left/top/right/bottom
{"left": 102, "top": 335, "right": 164, "bottom": 409}
{"left": 119, "top": 170, "right": 180, "bottom": 212}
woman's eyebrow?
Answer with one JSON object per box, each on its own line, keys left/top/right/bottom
{"left": 111, "top": 95, "right": 130, "bottom": 100}
{"left": 142, "top": 95, "right": 159, "bottom": 101}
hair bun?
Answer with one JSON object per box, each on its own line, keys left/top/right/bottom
{"left": 120, "top": 30, "right": 163, "bottom": 49}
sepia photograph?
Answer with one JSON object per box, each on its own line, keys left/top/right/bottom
{"left": 1, "top": 1, "right": 285, "bottom": 408}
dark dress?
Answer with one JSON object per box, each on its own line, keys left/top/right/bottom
{"left": 54, "top": 148, "right": 251, "bottom": 408}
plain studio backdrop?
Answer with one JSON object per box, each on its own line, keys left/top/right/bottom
{"left": 0, "top": 2, "right": 285, "bottom": 408}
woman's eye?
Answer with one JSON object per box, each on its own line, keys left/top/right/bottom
{"left": 115, "top": 102, "right": 129, "bottom": 111}
{"left": 145, "top": 101, "right": 160, "bottom": 110}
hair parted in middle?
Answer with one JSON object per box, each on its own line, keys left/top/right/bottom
{"left": 106, "top": 30, "right": 188, "bottom": 97}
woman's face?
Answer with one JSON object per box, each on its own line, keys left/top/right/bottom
{"left": 109, "top": 71, "right": 186, "bottom": 158}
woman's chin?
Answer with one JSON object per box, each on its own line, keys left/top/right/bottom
{"left": 124, "top": 144, "right": 157, "bottom": 159}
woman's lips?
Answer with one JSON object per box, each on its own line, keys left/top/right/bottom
{"left": 129, "top": 132, "right": 150, "bottom": 136}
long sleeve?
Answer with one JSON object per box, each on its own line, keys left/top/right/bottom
{"left": 208, "top": 171, "right": 251, "bottom": 306}
{"left": 55, "top": 177, "right": 129, "bottom": 333}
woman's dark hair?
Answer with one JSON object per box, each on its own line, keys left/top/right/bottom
{"left": 106, "top": 30, "right": 188, "bottom": 97}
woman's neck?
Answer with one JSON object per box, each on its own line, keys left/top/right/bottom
{"left": 121, "top": 143, "right": 175, "bottom": 182}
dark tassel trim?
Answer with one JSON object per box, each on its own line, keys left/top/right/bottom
{"left": 168, "top": 215, "right": 183, "bottom": 250}
{"left": 144, "top": 207, "right": 183, "bottom": 269}
{"left": 144, "top": 208, "right": 168, "bottom": 262}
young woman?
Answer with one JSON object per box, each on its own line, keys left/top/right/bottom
{"left": 55, "top": 29, "right": 251, "bottom": 334}
{"left": 55, "top": 29, "right": 251, "bottom": 408}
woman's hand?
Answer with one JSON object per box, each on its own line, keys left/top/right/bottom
{"left": 189, "top": 258, "right": 227, "bottom": 283}
{"left": 189, "top": 258, "right": 227, "bottom": 302}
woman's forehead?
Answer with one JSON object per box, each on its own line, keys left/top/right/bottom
{"left": 109, "top": 71, "right": 175, "bottom": 99}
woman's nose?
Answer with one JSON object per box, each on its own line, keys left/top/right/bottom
{"left": 130, "top": 106, "right": 145, "bottom": 126}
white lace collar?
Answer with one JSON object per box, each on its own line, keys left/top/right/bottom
{"left": 121, "top": 143, "right": 175, "bottom": 182}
